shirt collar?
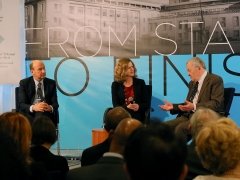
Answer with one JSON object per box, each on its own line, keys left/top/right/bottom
{"left": 103, "top": 152, "right": 123, "bottom": 159}
{"left": 198, "top": 71, "right": 207, "bottom": 85}
{"left": 33, "top": 78, "right": 43, "bottom": 87}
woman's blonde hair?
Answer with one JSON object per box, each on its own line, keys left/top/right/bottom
{"left": 196, "top": 117, "right": 240, "bottom": 175}
{"left": 114, "top": 57, "right": 137, "bottom": 82}
{"left": 0, "top": 112, "right": 32, "bottom": 164}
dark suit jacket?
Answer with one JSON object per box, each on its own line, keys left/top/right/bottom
{"left": 18, "top": 76, "right": 59, "bottom": 124}
{"left": 185, "top": 141, "right": 211, "bottom": 180}
{"left": 29, "top": 161, "right": 51, "bottom": 180}
{"left": 66, "top": 156, "right": 128, "bottom": 180}
{"left": 81, "top": 138, "right": 110, "bottom": 166}
{"left": 30, "top": 146, "right": 69, "bottom": 180}
{"left": 171, "top": 73, "right": 224, "bottom": 116}
{"left": 111, "top": 78, "right": 150, "bottom": 122}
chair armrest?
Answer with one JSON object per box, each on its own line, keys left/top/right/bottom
{"left": 219, "top": 111, "right": 229, "bottom": 117}
{"left": 143, "top": 107, "right": 154, "bottom": 125}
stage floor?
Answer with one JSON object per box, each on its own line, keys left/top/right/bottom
{"left": 50, "top": 149, "right": 82, "bottom": 169}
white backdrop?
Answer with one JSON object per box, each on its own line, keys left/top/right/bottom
{"left": 0, "top": 0, "right": 25, "bottom": 113}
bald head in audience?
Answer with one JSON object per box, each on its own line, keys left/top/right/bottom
{"left": 109, "top": 118, "right": 143, "bottom": 154}
{"left": 66, "top": 118, "right": 142, "bottom": 180}
{"left": 104, "top": 107, "right": 131, "bottom": 132}
{"left": 80, "top": 107, "right": 131, "bottom": 167}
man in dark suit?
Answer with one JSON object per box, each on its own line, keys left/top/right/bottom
{"left": 81, "top": 107, "right": 131, "bottom": 166}
{"left": 159, "top": 56, "right": 224, "bottom": 142}
{"left": 18, "top": 60, "right": 59, "bottom": 125}
{"left": 123, "top": 122, "right": 188, "bottom": 180}
{"left": 185, "top": 107, "right": 219, "bottom": 180}
{"left": 66, "top": 118, "right": 142, "bottom": 180}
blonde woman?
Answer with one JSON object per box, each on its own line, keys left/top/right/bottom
{"left": 111, "top": 57, "right": 150, "bottom": 123}
{"left": 195, "top": 117, "right": 240, "bottom": 180}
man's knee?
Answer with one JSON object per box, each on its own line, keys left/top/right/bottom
{"left": 175, "top": 122, "right": 191, "bottom": 142}
{"left": 175, "top": 122, "right": 189, "bottom": 133}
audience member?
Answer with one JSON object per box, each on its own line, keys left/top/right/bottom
{"left": 81, "top": 107, "right": 131, "bottom": 166}
{"left": 194, "top": 117, "right": 240, "bottom": 180}
{"left": 31, "top": 116, "right": 69, "bottom": 179}
{"left": 66, "top": 118, "right": 142, "bottom": 180}
{"left": 124, "top": 122, "right": 188, "bottom": 180}
{"left": 18, "top": 60, "right": 59, "bottom": 125}
{"left": 111, "top": 57, "right": 150, "bottom": 122}
{"left": 0, "top": 112, "right": 51, "bottom": 180}
{"left": 0, "top": 130, "right": 29, "bottom": 180}
{"left": 185, "top": 107, "right": 220, "bottom": 180}
{"left": 159, "top": 56, "right": 224, "bottom": 142}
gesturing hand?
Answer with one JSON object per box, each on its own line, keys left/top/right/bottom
{"left": 158, "top": 100, "right": 173, "bottom": 111}
{"left": 178, "top": 100, "right": 194, "bottom": 112}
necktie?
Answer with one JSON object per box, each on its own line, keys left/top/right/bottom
{"left": 37, "top": 82, "right": 43, "bottom": 101}
{"left": 183, "top": 81, "right": 199, "bottom": 117}
{"left": 189, "top": 81, "right": 199, "bottom": 103}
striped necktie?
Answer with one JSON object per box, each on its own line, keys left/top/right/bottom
{"left": 183, "top": 81, "right": 199, "bottom": 117}
{"left": 37, "top": 82, "right": 43, "bottom": 101}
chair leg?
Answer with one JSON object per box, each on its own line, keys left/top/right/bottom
{"left": 56, "top": 124, "right": 61, "bottom": 156}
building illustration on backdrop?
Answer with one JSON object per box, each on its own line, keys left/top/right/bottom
{"left": 24, "top": 0, "right": 240, "bottom": 59}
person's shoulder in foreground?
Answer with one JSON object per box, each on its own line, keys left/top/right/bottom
{"left": 194, "top": 175, "right": 240, "bottom": 180}
{"left": 67, "top": 118, "right": 142, "bottom": 180}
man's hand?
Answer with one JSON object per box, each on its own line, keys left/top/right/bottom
{"left": 42, "top": 102, "right": 52, "bottom": 112}
{"left": 33, "top": 102, "right": 52, "bottom": 112}
{"left": 178, "top": 100, "right": 194, "bottom": 112}
{"left": 159, "top": 100, "right": 173, "bottom": 111}
{"left": 33, "top": 102, "right": 45, "bottom": 112}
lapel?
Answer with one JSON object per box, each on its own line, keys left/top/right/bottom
{"left": 133, "top": 78, "right": 137, "bottom": 99}
{"left": 119, "top": 82, "right": 125, "bottom": 100}
{"left": 43, "top": 78, "right": 48, "bottom": 100}
{"left": 187, "top": 81, "right": 194, "bottom": 100}
{"left": 197, "top": 73, "right": 210, "bottom": 102}
{"left": 30, "top": 77, "right": 36, "bottom": 103}
{"left": 43, "top": 78, "right": 47, "bottom": 93}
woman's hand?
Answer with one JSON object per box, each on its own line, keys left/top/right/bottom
{"left": 127, "top": 103, "right": 139, "bottom": 111}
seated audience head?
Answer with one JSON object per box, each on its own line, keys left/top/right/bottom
{"left": 0, "top": 130, "right": 29, "bottom": 179}
{"left": 196, "top": 117, "right": 240, "bottom": 176}
{"left": 114, "top": 57, "right": 137, "bottom": 82}
{"left": 189, "top": 107, "right": 220, "bottom": 140}
{"left": 0, "top": 112, "right": 32, "bottom": 163}
{"left": 104, "top": 107, "right": 131, "bottom": 132}
{"left": 31, "top": 116, "right": 57, "bottom": 147}
{"left": 124, "top": 122, "right": 188, "bottom": 180}
{"left": 109, "top": 118, "right": 142, "bottom": 154}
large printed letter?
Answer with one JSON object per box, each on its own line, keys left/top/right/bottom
{"left": 180, "top": 21, "right": 203, "bottom": 55}
{"left": 74, "top": 26, "right": 102, "bottom": 57}
{"left": 155, "top": 23, "right": 177, "bottom": 56}
{"left": 48, "top": 27, "right": 69, "bottom": 58}
{"left": 54, "top": 57, "right": 89, "bottom": 96}
{"left": 223, "top": 54, "right": 240, "bottom": 96}
{"left": 25, "top": 28, "right": 43, "bottom": 45}
{"left": 163, "top": 56, "right": 189, "bottom": 95}
{"left": 109, "top": 25, "right": 136, "bottom": 56}
{"left": 203, "top": 21, "right": 234, "bottom": 54}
